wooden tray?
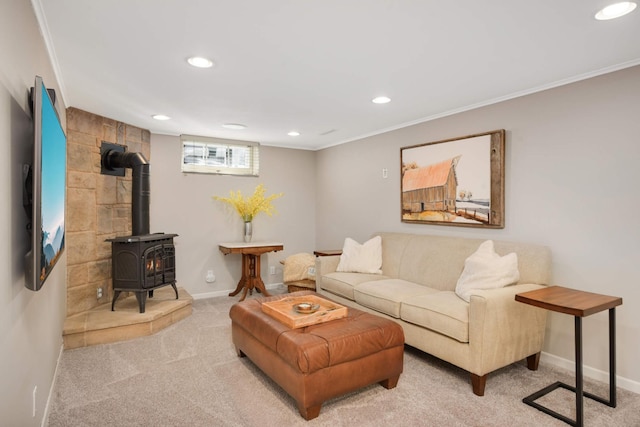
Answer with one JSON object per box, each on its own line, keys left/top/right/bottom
{"left": 261, "top": 294, "right": 347, "bottom": 329}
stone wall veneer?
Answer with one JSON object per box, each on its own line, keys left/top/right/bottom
{"left": 66, "top": 108, "right": 150, "bottom": 317}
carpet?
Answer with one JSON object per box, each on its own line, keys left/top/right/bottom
{"left": 46, "top": 290, "right": 640, "bottom": 426}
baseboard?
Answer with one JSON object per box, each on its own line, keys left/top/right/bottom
{"left": 191, "top": 283, "right": 285, "bottom": 300}
{"left": 42, "top": 343, "right": 64, "bottom": 427}
{"left": 541, "top": 351, "right": 640, "bottom": 394}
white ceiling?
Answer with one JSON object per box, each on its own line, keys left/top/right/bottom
{"left": 34, "top": 1, "right": 640, "bottom": 150}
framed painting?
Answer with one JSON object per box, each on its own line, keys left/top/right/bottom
{"left": 400, "top": 129, "right": 505, "bottom": 228}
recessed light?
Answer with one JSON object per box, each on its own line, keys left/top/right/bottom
{"left": 187, "top": 56, "right": 214, "bottom": 68}
{"left": 222, "top": 123, "right": 247, "bottom": 130}
{"left": 372, "top": 96, "right": 391, "bottom": 104}
{"left": 152, "top": 114, "right": 171, "bottom": 121}
{"left": 287, "top": 131, "right": 300, "bottom": 136}
{"left": 595, "top": 2, "right": 637, "bottom": 20}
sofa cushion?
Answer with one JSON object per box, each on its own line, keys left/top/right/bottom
{"left": 371, "top": 232, "right": 413, "bottom": 278}
{"left": 400, "top": 291, "right": 470, "bottom": 343}
{"left": 373, "top": 232, "right": 550, "bottom": 292}
{"left": 320, "top": 272, "right": 388, "bottom": 300}
{"left": 354, "top": 279, "right": 437, "bottom": 318}
{"left": 336, "top": 236, "right": 383, "bottom": 274}
{"left": 455, "top": 240, "right": 520, "bottom": 302}
{"left": 393, "top": 234, "right": 476, "bottom": 291}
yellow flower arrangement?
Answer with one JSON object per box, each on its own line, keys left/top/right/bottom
{"left": 213, "top": 184, "right": 283, "bottom": 222}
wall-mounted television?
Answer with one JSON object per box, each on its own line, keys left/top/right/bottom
{"left": 23, "top": 75, "right": 67, "bottom": 291}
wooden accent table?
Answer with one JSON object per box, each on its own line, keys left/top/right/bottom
{"left": 219, "top": 242, "right": 283, "bottom": 301}
{"left": 515, "top": 286, "right": 622, "bottom": 427}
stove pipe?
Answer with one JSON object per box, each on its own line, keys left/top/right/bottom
{"left": 101, "top": 150, "right": 150, "bottom": 236}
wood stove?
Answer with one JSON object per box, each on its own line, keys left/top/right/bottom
{"left": 108, "top": 233, "right": 178, "bottom": 313}
{"left": 100, "top": 142, "right": 179, "bottom": 313}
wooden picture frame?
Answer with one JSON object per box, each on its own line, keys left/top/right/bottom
{"left": 400, "top": 129, "right": 505, "bottom": 228}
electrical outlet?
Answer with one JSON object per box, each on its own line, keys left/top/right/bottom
{"left": 382, "top": 168, "right": 388, "bottom": 178}
{"left": 205, "top": 270, "right": 216, "bottom": 283}
{"left": 97, "top": 287, "right": 103, "bottom": 299}
{"left": 269, "top": 266, "right": 276, "bottom": 275}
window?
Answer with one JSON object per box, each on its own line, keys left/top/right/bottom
{"left": 180, "top": 135, "right": 259, "bottom": 176}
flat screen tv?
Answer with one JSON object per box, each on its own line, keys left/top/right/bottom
{"left": 24, "top": 75, "right": 67, "bottom": 291}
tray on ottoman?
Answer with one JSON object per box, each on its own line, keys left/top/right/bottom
{"left": 261, "top": 294, "right": 347, "bottom": 328}
{"left": 230, "top": 291, "right": 404, "bottom": 420}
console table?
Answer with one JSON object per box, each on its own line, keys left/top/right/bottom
{"left": 219, "top": 242, "right": 283, "bottom": 301}
{"left": 515, "top": 286, "right": 622, "bottom": 427}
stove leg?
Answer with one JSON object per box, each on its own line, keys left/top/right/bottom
{"left": 135, "top": 292, "right": 147, "bottom": 313}
{"left": 171, "top": 283, "right": 179, "bottom": 299}
{"left": 111, "top": 291, "right": 121, "bottom": 311}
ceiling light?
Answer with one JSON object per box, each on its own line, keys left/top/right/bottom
{"left": 287, "top": 131, "right": 300, "bottom": 136}
{"left": 222, "top": 123, "right": 247, "bottom": 130}
{"left": 187, "top": 56, "right": 214, "bottom": 68}
{"left": 595, "top": 2, "right": 637, "bottom": 20}
{"left": 152, "top": 114, "right": 170, "bottom": 121}
{"left": 372, "top": 96, "right": 391, "bottom": 104}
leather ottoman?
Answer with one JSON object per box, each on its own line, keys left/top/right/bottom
{"left": 229, "top": 291, "right": 404, "bottom": 420}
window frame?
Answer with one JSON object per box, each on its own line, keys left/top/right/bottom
{"left": 180, "top": 134, "right": 259, "bottom": 176}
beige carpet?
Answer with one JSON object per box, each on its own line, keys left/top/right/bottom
{"left": 46, "top": 290, "right": 640, "bottom": 426}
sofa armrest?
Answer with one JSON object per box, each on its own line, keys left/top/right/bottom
{"left": 315, "top": 255, "right": 341, "bottom": 289}
{"left": 468, "top": 283, "right": 548, "bottom": 375}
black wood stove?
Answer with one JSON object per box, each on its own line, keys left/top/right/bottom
{"left": 101, "top": 142, "right": 179, "bottom": 313}
{"left": 107, "top": 233, "right": 178, "bottom": 313}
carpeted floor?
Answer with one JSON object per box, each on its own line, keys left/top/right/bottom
{"left": 46, "top": 289, "right": 640, "bottom": 426}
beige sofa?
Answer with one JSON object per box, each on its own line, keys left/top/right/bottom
{"left": 315, "top": 232, "right": 551, "bottom": 396}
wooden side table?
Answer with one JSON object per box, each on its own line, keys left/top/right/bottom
{"left": 219, "top": 242, "right": 284, "bottom": 301}
{"left": 313, "top": 249, "right": 342, "bottom": 257}
{"left": 515, "top": 286, "right": 622, "bottom": 427}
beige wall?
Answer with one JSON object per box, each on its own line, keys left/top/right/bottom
{"left": 150, "top": 134, "right": 316, "bottom": 296}
{"left": 316, "top": 65, "right": 640, "bottom": 390}
{"left": 0, "top": 0, "right": 67, "bottom": 425}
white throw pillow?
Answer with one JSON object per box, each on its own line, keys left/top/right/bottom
{"left": 336, "top": 236, "right": 383, "bottom": 274}
{"left": 455, "top": 240, "right": 520, "bottom": 302}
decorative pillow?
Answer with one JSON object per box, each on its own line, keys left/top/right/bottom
{"left": 336, "top": 236, "right": 383, "bottom": 274}
{"left": 455, "top": 240, "right": 520, "bottom": 302}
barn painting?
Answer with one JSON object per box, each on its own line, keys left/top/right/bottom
{"left": 402, "top": 156, "right": 460, "bottom": 213}
{"left": 400, "top": 130, "right": 505, "bottom": 228}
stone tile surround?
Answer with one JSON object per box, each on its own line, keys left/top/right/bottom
{"left": 64, "top": 108, "right": 190, "bottom": 348}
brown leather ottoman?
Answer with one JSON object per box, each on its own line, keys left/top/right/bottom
{"left": 229, "top": 291, "right": 404, "bottom": 420}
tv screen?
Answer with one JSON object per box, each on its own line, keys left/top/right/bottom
{"left": 24, "top": 76, "right": 67, "bottom": 291}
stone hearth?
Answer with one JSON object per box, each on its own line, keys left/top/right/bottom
{"left": 63, "top": 286, "right": 192, "bottom": 349}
